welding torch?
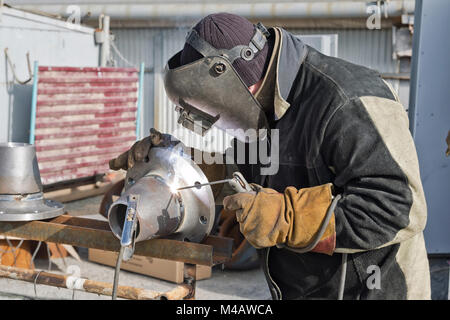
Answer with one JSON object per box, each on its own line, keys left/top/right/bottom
{"left": 175, "top": 171, "right": 254, "bottom": 193}
{"left": 113, "top": 194, "right": 139, "bottom": 300}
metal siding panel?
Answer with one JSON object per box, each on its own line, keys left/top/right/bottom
{"left": 409, "top": 0, "right": 450, "bottom": 254}
{"left": 112, "top": 27, "right": 401, "bottom": 153}
{"left": 112, "top": 28, "right": 157, "bottom": 139}
{"left": 288, "top": 28, "right": 398, "bottom": 73}
{"left": 34, "top": 66, "right": 139, "bottom": 184}
{"left": 0, "top": 8, "right": 99, "bottom": 144}
{"left": 289, "top": 28, "right": 406, "bottom": 108}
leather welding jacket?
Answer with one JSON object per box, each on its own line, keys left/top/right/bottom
{"left": 227, "top": 27, "right": 431, "bottom": 300}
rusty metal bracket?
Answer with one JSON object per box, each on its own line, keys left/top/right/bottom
{"left": 0, "top": 214, "right": 233, "bottom": 267}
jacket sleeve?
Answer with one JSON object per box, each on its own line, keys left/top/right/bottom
{"left": 321, "top": 96, "right": 427, "bottom": 253}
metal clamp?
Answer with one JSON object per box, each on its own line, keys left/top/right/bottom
{"left": 120, "top": 194, "right": 139, "bottom": 261}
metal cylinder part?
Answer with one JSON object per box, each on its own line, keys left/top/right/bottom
{"left": 0, "top": 143, "right": 64, "bottom": 221}
{"left": 0, "top": 142, "right": 42, "bottom": 194}
{"left": 108, "top": 147, "right": 215, "bottom": 243}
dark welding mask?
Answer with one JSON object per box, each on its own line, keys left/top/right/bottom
{"left": 163, "top": 23, "right": 271, "bottom": 143}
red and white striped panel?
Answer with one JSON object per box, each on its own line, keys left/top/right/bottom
{"left": 35, "top": 66, "right": 138, "bottom": 185}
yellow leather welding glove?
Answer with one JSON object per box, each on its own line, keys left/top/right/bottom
{"left": 223, "top": 183, "right": 336, "bottom": 255}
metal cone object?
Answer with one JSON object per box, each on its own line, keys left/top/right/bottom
{"left": 0, "top": 143, "right": 64, "bottom": 221}
{"left": 108, "top": 146, "right": 215, "bottom": 243}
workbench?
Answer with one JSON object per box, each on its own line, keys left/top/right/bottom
{"left": 0, "top": 214, "right": 233, "bottom": 300}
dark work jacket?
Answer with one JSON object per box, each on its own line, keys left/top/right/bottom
{"left": 232, "top": 28, "right": 430, "bottom": 300}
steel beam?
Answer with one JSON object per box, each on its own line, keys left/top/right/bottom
{"left": 0, "top": 215, "right": 232, "bottom": 266}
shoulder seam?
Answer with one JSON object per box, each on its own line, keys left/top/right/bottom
{"left": 316, "top": 97, "right": 359, "bottom": 163}
{"left": 304, "top": 57, "right": 350, "bottom": 102}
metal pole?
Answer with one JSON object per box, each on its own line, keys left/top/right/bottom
{"left": 100, "top": 15, "right": 110, "bottom": 67}
{"left": 136, "top": 62, "right": 145, "bottom": 139}
{"left": 29, "top": 61, "right": 39, "bottom": 145}
{"left": 13, "top": 1, "right": 416, "bottom": 20}
{"left": 0, "top": 264, "right": 191, "bottom": 300}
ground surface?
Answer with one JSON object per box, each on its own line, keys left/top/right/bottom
{"left": 0, "top": 196, "right": 271, "bottom": 300}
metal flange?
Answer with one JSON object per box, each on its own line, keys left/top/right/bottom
{"left": 0, "top": 143, "right": 64, "bottom": 221}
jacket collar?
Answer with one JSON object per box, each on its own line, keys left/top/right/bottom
{"left": 255, "top": 27, "right": 308, "bottom": 120}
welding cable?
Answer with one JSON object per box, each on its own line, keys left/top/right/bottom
{"left": 5, "top": 237, "right": 23, "bottom": 267}
{"left": 46, "top": 244, "right": 52, "bottom": 271}
{"left": 112, "top": 246, "right": 125, "bottom": 300}
{"left": 33, "top": 270, "right": 43, "bottom": 298}
{"left": 29, "top": 241, "right": 42, "bottom": 269}
{"left": 110, "top": 41, "right": 136, "bottom": 68}
{"left": 279, "top": 194, "right": 342, "bottom": 254}
{"left": 338, "top": 253, "right": 348, "bottom": 300}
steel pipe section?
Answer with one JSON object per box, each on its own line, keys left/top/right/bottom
{"left": 0, "top": 142, "right": 42, "bottom": 194}
{"left": 11, "top": 1, "right": 415, "bottom": 20}
{"left": 108, "top": 147, "right": 215, "bottom": 243}
{"left": 0, "top": 143, "right": 64, "bottom": 221}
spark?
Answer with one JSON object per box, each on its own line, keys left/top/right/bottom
{"left": 169, "top": 182, "right": 179, "bottom": 194}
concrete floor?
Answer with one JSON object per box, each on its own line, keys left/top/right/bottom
{"left": 0, "top": 196, "right": 271, "bottom": 300}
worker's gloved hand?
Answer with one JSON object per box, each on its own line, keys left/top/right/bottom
{"left": 223, "top": 183, "right": 336, "bottom": 255}
{"left": 109, "top": 128, "right": 177, "bottom": 171}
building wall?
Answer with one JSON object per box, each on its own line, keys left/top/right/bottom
{"left": 0, "top": 7, "right": 100, "bottom": 143}
{"left": 112, "top": 26, "right": 404, "bottom": 152}
{"left": 110, "top": 28, "right": 157, "bottom": 140}
{"left": 289, "top": 28, "right": 408, "bottom": 108}
{"left": 113, "top": 27, "right": 231, "bottom": 150}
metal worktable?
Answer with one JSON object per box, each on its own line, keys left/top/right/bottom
{"left": 0, "top": 214, "right": 233, "bottom": 300}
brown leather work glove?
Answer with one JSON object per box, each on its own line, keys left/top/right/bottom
{"left": 223, "top": 183, "right": 336, "bottom": 255}
{"left": 109, "top": 128, "right": 176, "bottom": 171}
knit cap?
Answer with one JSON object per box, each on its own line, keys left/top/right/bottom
{"left": 179, "top": 13, "right": 272, "bottom": 87}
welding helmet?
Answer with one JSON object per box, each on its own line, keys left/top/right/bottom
{"left": 163, "top": 23, "right": 271, "bottom": 143}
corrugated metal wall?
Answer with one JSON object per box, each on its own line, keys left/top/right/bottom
{"left": 113, "top": 27, "right": 401, "bottom": 152}
{"left": 111, "top": 29, "right": 157, "bottom": 140}
{"left": 289, "top": 28, "right": 397, "bottom": 73}
{"left": 289, "top": 28, "right": 403, "bottom": 102}
{"left": 113, "top": 27, "right": 233, "bottom": 152}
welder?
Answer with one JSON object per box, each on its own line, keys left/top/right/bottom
{"left": 110, "top": 13, "right": 430, "bottom": 300}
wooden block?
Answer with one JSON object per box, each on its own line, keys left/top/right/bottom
{"left": 0, "top": 240, "right": 34, "bottom": 269}
{"left": 88, "top": 248, "right": 212, "bottom": 283}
